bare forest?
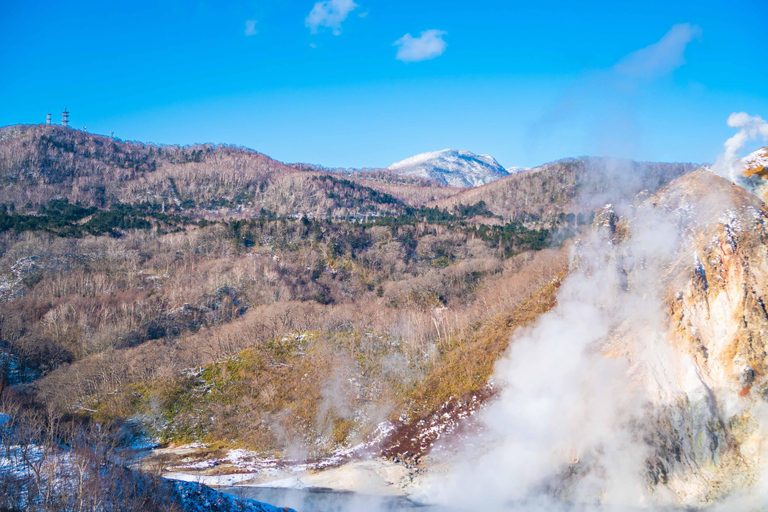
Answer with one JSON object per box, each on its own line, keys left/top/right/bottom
{"left": 0, "top": 124, "right": 697, "bottom": 510}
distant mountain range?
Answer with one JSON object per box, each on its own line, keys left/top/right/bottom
{"left": 0, "top": 125, "right": 701, "bottom": 228}
{"left": 292, "top": 148, "right": 516, "bottom": 189}
{"left": 386, "top": 149, "right": 510, "bottom": 188}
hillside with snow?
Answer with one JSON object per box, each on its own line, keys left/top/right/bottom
{"left": 736, "top": 146, "right": 768, "bottom": 202}
{"left": 387, "top": 149, "right": 510, "bottom": 188}
{"left": 741, "top": 146, "right": 768, "bottom": 177}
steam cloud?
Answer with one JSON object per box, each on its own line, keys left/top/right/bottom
{"left": 426, "top": 197, "right": 687, "bottom": 510}
{"left": 614, "top": 23, "right": 702, "bottom": 80}
{"left": 529, "top": 24, "right": 702, "bottom": 161}
{"left": 714, "top": 112, "right": 768, "bottom": 184}
{"left": 244, "top": 20, "right": 258, "bottom": 37}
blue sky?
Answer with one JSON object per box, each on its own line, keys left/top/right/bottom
{"left": 1, "top": 0, "right": 766, "bottom": 168}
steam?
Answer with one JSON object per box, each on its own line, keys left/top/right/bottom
{"left": 426, "top": 203, "right": 672, "bottom": 509}
{"left": 529, "top": 24, "right": 701, "bottom": 161}
{"left": 244, "top": 20, "right": 258, "bottom": 37}
{"left": 614, "top": 23, "right": 702, "bottom": 80}
{"left": 409, "top": 110, "right": 768, "bottom": 510}
{"left": 317, "top": 361, "right": 356, "bottom": 437}
{"left": 714, "top": 112, "right": 768, "bottom": 184}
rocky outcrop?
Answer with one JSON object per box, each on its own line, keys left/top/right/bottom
{"left": 739, "top": 147, "right": 768, "bottom": 202}
{"left": 615, "top": 170, "right": 768, "bottom": 505}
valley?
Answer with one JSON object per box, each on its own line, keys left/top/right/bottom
{"left": 2, "top": 123, "right": 768, "bottom": 511}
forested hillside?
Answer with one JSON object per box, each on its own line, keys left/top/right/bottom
{"left": 0, "top": 124, "right": 701, "bottom": 510}
{"left": 0, "top": 125, "right": 404, "bottom": 219}
{"left": 431, "top": 157, "right": 699, "bottom": 226}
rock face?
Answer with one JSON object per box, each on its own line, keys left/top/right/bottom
{"left": 591, "top": 169, "right": 768, "bottom": 505}
{"left": 386, "top": 149, "right": 509, "bottom": 188}
{"left": 645, "top": 170, "right": 768, "bottom": 504}
{"left": 740, "top": 147, "right": 768, "bottom": 202}
{"left": 742, "top": 147, "right": 768, "bottom": 178}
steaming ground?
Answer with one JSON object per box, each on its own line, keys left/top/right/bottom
{"left": 426, "top": 204, "right": 680, "bottom": 510}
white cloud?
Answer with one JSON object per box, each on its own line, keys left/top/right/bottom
{"left": 244, "top": 19, "right": 258, "bottom": 36}
{"left": 614, "top": 23, "right": 702, "bottom": 79}
{"left": 529, "top": 23, "right": 702, "bottom": 160}
{"left": 305, "top": 0, "right": 357, "bottom": 35}
{"left": 394, "top": 29, "right": 447, "bottom": 63}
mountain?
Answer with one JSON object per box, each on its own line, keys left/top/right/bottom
{"left": 386, "top": 149, "right": 509, "bottom": 188}
{"left": 0, "top": 125, "right": 698, "bottom": 229}
{"left": 0, "top": 125, "right": 489, "bottom": 220}
{"left": 580, "top": 170, "right": 768, "bottom": 505}
{"left": 641, "top": 170, "right": 768, "bottom": 504}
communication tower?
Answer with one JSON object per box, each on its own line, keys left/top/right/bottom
{"left": 61, "top": 108, "right": 69, "bottom": 127}
{"left": 46, "top": 113, "right": 51, "bottom": 125}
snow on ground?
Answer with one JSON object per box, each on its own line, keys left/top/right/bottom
{"left": 166, "top": 471, "right": 269, "bottom": 487}
{"left": 156, "top": 389, "right": 491, "bottom": 502}
{"left": 154, "top": 420, "right": 400, "bottom": 487}
{"left": 265, "top": 459, "right": 412, "bottom": 496}
{"left": 0, "top": 440, "right": 294, "bottom": 512}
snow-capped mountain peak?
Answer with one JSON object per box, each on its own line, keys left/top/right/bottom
{"left": 387, "top": 149, "right": 510, "bottom": 188}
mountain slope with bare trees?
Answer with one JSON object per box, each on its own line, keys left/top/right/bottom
{"left": 430, "top": 157, "right": 699, "bottom": 226}
{"left": 0, "top": 123, "right": 707, "bottom": 510}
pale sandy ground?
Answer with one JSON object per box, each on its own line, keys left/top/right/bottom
{"left": 160, "top": 458, "right": 421, "bottom": 494}
{"left": 253, "top": 459, "right": 417, "bottom": 495}
{"left": 222, "top": 458, "right": 458, "bottom": 511}
{"left": 144, "top": 441, "right": 462, "bottom": 505}
{"left": 151, "top": 451, "right": 446, "bottom": 498}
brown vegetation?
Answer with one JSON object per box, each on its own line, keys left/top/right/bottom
{"left": 0, "top": 124, "right": 697, "bottom": 468}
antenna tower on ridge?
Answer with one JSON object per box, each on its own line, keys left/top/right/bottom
{"left": 46, "top": 113, "right": 51, "bottom": 125}
{"left": 61, "top": 108, "right": 69, "bottom": 127}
